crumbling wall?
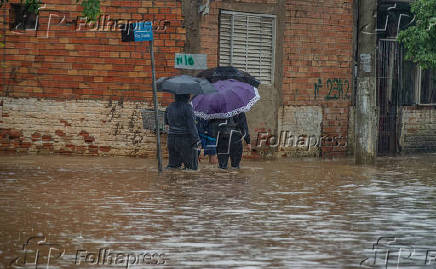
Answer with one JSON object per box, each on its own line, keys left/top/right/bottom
{"left": 399, "top": 107, "right": 436, "bottom": 153}
{"left": 0, "top": 97, "right": 167, "bottom": 156}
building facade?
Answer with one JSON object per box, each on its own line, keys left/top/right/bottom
{"left": 1, "top": 0, "right": 185, "bottom": 157}
{"left": 0, "top": 0, "right": 434, "bottom": 158}
{"left": 374, "top": 0, "right": 436, "bottom": 154}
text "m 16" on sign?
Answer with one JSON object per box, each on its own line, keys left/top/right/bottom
{"left": 175, "top": 53, "right": 207, "bottom": 70}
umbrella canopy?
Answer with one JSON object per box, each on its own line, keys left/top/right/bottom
{"left": 157, "top": 75, "right": 217, "bottom": 95}
{"left": 196, "top": 66, "right": 261, "bottom": 88}
{"left": 191, "top": 79, "right": 260, "bottom": 120}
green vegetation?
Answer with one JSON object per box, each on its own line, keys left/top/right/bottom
{"left": 398, "top": 0, "right": 436, "bottom": 69}
{"left": 77, "top": 0, "right": 100, "bottom": 21}
{"left": 0, "top": 0, "right": 101, "bottom": 20}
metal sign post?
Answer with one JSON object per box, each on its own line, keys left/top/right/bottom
{"left": 150, "top": 40, "right": 162, "bottom": 172}
{"left": 122, "top": 21, "right": 162, "bottom": 172}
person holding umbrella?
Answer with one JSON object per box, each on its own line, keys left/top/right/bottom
{"left": 157, "top": 75, "right": 217, "bottom": 170}
{"left": 191, "top": 68, "right": 261, "bottom": 169}
{"left": 212, "top": 112, "right": 251, "bottom": 169}
{"left": 164, "top": 94, "right": 200, "bottom": 170}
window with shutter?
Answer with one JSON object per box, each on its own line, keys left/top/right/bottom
{"left": 219, "top": 10, "right": 276, "bottom": 85}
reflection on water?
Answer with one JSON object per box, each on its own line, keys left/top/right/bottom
{"left": 0, "top": 154, "right": 435, "bottom": 268}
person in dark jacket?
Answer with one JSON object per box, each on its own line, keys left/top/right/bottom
{"left": 164, "top": 94, "right": 200, "bottom": 170}
{"left": 213, "top": 112, "right": 251, "bottom": 169}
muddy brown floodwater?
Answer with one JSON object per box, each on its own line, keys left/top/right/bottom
{"left": 0, "top": 154, "right": 435, "bottom": 269}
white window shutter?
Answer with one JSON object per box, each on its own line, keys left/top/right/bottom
{"left": 219, "top": 11, "right": 275, "bottom": 85}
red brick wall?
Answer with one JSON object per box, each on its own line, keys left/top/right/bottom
{"left": 198, "top": 0, "right": 354, "bottom": 158}
{"left": 284, "top": 0, "right": 353, "bottom": 158}
{"left": 0, "top": 0, "right": 184, "bottom": 156}
{"left": 1, "top": 0, "right": 185, "bottom": 105}
{"left": 0, "top": 0, "right": 354, "bottom": 158}
{"left": 198, "top": 3, "right": 219, "bottom": 67}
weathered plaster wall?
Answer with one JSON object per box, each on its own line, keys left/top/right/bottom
{"left": 276, "top": 105, "right": 323, "bottom": 157}
{"left": 0, "top": 97, "right": 166, "bottom": 157}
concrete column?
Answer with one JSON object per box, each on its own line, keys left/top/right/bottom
{"left": 182, "top": 0, "right": 201, "bottom": 54}
{"left": 355, "top": 0, "right": 378, "bottom": 164}
{"left": 181, "top": 0, "right": 202, "bottom": 77}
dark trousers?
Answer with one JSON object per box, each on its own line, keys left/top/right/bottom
{"left": 167, "top": 134, "right": 197, "bottom": 170}
{"left": 216, "top": 132, "right": 243, "bottom": 169}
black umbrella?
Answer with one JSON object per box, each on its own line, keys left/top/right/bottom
{"left": 196, "top": 66, "right": 261, "bottom": 88}
{"left": 156, "top": 75, "right": 217, "bottom": 95}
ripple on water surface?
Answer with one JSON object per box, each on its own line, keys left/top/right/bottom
{"left": 0, "top": 154, "right": 436, "bottom": 268}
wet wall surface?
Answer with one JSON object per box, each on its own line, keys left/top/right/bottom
{"left": 0, "top": 154, "right": 435, "bottom": 268}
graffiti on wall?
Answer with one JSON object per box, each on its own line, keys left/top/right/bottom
{"left": 314, "top": 78, "right": 351, "bottom": 100}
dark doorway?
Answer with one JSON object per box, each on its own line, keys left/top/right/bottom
{"left": 377, "top": 40, "right": 400, "bottom": 155}
{"left": 376, "top": 1, "right": 415, "bottom": 155}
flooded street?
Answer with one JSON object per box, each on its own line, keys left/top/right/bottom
{"left": 0, "top": 154, "right": 436, "bottom": 268}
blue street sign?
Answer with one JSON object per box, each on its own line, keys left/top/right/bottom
{"left": 133, "top": 21, "right": 153, "bottom": 42}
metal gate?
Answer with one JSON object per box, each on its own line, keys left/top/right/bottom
{"left": 377, "top": 39, "right": 400, "bottom": 155}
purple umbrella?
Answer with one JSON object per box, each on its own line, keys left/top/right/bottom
{"left": 191, "top": 79, "right": 260, "bottom": 120}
